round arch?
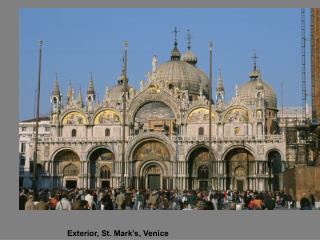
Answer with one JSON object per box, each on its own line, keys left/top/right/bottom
{"left": 221, "top": 144, "right": 257, "bottom": 161}
{"left": 60, "top": 110, "right": 88, "bottom": 125}
{"left": 185, "top": 144, "right": 217, "bottom": 162}
{"left": 266, "top": 149, "right": 283, "bottom": 191}
{"left": 86, "top": 145, "right": 115, "bottom": 189}
{"left": 222, "top": 106, "right": 251, "bottom": 123}
{"left": 222, "top": 146, "right": 255, "bottom": 191}
{"left": 185, "top": 106, "right": 216, "bottom": 124}
{"left": 138, "top": 160, "right": 167, "bottom": 190}
{"left": 186, "top": 145, "right": 216, "bottom": 190}
{"left": 128, "top": 134, "right": 175, "bottom": 162}
{"left": 86, "top": 145, "right": 115, "bottom": 161}
{"left": 50, "top": 147, "right": 79, "bottom": 162}
{"left": 91, "top": 107, "right": 121, "bottom": 125}
{"left": 127, "top": 90, "right": 181, "bottom": 123}
{"left": 49, "top": 147, "right": 80, "bottom": 189}
{"left": 265, "top": 148, "right": 285, "bottom": 162}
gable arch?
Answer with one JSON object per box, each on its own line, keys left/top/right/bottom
{"left": 60, "top": 110, "right": 88, "bottom": 125}
{"left": 92, "top": 107, "right": 121, "bottom": 125}
{"left": 127, "top": 89, "right": 181, "bottom": 123}
{"left": 222, "top": 106, "right": 251, "bottom": 123}
{"left": 185, "top": 106, "right": 216, "bottom": 124}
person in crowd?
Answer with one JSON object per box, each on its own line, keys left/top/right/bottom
{"left": 300, "top": 194, "right": 312, "bottom": 210}
{"left": 19, "top": 189, "right": 28, "bottom": 210}
{"left": 55, "top": 191, "right": 72, "bottom": 210}
{"left": 25, "top": 194, "right": 35, "bottom": 210}
{"left": 34, "top": 195, "right": 49, "bottom": 210}
{"left": 115, "top": 189, "right": 126, "bottom": 210}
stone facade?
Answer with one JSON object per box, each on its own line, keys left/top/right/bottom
{"left": 19, "top": 42, "right": 289, "bottom": 191}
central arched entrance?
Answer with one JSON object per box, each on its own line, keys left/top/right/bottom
{"left": 133, "top": 140, "right": 171, "bottom": 189}
{"left": 224, "top": 148, "right": 254, "bottom": 191}
{"left": 141, "top": 163, "right": 163, "bottom": 190}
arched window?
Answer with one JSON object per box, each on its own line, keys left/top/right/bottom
{"left": 53, "top": 97, "right": 57, "bottom": 104}
{"left": 71, "top": 129, "right": 77, "bottom": 138}
{"left": 198, "top": 165, "right": 209, "bottom": 179}
{"left": 257, "top": 91, "right": 262, "bottom": 98}
{"left": 105, "top": 128, "right": 110, "bottom": 137}
{"left": 100, "top": 166, "right": 110, "bottom": 179}
{"left": 198, "top": 127, "right": 204, "bottom": 136}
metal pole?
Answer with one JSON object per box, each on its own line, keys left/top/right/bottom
{"left": 32, "top": 40, "right": 43, "bottom": 199}
{"left": 208, "top": 41, "right": 213, "bottom": 190}
{"left": 121, "top": 41, "right": 128, "bottom": 189}
{"left": 301, "top": 8, "right": 307, "bottom": 120}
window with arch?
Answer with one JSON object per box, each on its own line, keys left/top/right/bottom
{"left": 53, "top": 97, "right": 57, "bottom": 104}
{"left": 105, "top": 128, "right": 110, "bottom": 137}
{"left": 198, "top": 127, "right": 204, "bottom": 136}
{"left": 71, "top": 129, "right": 77, "bottom": 138}
{"left": 198, "top": 165, "right": 209, "bottom": 179}
{"left": 257, "top": 91, "right": 262, "bottom": 98}
{"left": 100, "top": 166, "right": 111, "bottom": 179}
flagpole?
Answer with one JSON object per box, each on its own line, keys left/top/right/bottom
{"left": 33, "top": 40, "right": 43, "bottom": 199}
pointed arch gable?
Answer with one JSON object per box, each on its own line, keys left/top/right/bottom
{"left": 223, "top": 106, "right": 251, "bottom": 123}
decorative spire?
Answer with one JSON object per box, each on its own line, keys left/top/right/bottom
{"left": 170, "top": 26, "right": 181, "bottom": 61}
{"left": 256, "top": 68, "right": 264, "bottom": 90}
{"left": 52, "top": 73, "right": 60, "bottom": 95}
{"left": 66, "top": 81, "right": 73, "bottom": 105}
{"left": 252, "top": 50, "right": 258, "bottom": 71}
{"left": 87, "top": 72, "right": 95, "bottom": 95}
{"left": 249, "top": 50, "right": 259, "bottom": 80}
{"left": 118, "top": 41, "right": 128, "bottom": 85}
{"left": 216, "top": 68, "right": 224, "bottom": 92}
{"left": 77, "top": 86, "right": 83, "bottom": 107}
{"left": 181, "top": 29, "right": 198, "bottom": 65}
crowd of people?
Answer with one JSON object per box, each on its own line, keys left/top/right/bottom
{"left": 19, "top": 187, "right": 316, "bottom": 211}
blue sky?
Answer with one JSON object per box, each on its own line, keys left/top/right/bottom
{"left": 19, "top": 8, "right": 311, "bottom": 120}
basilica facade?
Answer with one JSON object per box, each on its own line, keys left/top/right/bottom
{"left": 20, "top": 39, "right": 289, "bottom": 192}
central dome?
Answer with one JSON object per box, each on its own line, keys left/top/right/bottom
{"left": 154, "top": 60, "right": 209, "bottom": 95}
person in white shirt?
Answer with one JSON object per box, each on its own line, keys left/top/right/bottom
{"left": 84, "top": 190, "right": 93, "bottom": 210}
{"left": 55, "top": 192, "right": 72, "bottom": 210}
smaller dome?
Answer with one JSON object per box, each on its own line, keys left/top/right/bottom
{"left": 237, "top": 77, "right": 277, "bottom": 109}
{"left": 181, "top": 50, "right": 198, "bottom": 65}
{"left": 107, "top": 84, "right": 135, "bottom": 100}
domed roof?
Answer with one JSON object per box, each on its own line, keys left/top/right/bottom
{"left": 181, "top": 50, "right": 198, "bottom": 65}
{"left": 154, "top": 60, "right": 208, "bottom": 95}
{"left": 237, "top": 71, "right": 277, "bottom": 109}
{"left": 107, "top": 84, "right": 135, "bottom": 100}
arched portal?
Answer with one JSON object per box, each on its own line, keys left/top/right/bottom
{"left": 267, "top": 150, "right": 282, "bottom": 191}
{"left": 52, "top": 149, "right": 80, "bottom": 189}
{"left": 133, "top": 140, "right": 170, "bottom": 189}
{"left": 141, "top": 163, "right": 163, "bottom": 190}
{"left": 187, "top": 146, "right": 214, "bottom": 190}
{"left": 224, "top": 148, "right": 254, "bottom": 191}
{"left": 88, "top": 147, "right": 115, "bottom": 189}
